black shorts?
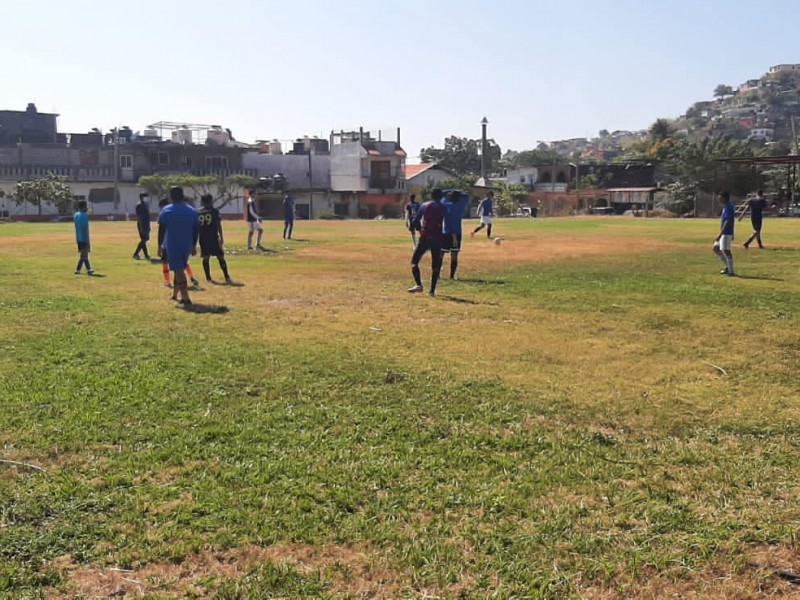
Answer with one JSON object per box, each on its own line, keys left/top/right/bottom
{"left": 138, "top": 224, "right": 151, "bottom": 241}
{"left": 751, "top": 218, "right": 763, "bottom": 232}
{"left": 77, "top": 241, "right": 89, "bottom": 253}
{"left": 200, "top": 239, "right": 223, "bottom": 257}
{"left": 442, "top": 233, "right": 462, "bottom": 253}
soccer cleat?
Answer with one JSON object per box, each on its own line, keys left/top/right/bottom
{"left": 191, "top": 278, "right": 200, "bottom": 286}
{"left": 719, "top": 269, "right": 729, "bottom": 275}
{"left": 74, "top": 271, "right": 81, "bottom": 275}
{"left": 164, "top": 282, "right": 173, "bottom": 288}
{"left": 407, "top": 285, "right": 423, "bottom": 293}
{"left": 225, "top": 277, "right": 233, "bottom": 284}
{"left": 133, "top": 254, "right": 141, "bottom": 260}
{"left": 247, "top": 246, "right": 253, "bottom": 250}
{"left": 87, "top": 270, "right": 95, "bottom": 276}
{"left": 428, "top": 291, "right": 436, "bottom": 297}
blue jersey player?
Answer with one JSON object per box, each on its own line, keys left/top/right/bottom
{"left": 442, "top": 190, "right": 469, "bottom": 280}
{"left": 471, "top": 190, "right": 494, "bottom": 238}
{"left": 713, "top": 191, "right": 735, "bottom": 276}
{"left": 158, "top": 186, "right": 200, "bottom": 304}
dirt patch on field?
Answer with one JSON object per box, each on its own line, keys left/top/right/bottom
{"left": 578, "top": 545, "right": 800, "bottom": 599}
{"left": 49, "top": 543, "right": 407, "bottom": 598}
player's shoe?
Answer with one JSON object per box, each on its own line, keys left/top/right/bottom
{"left": 247, "top": 246, "right": 253, "bottom": 250}
{"left": 74, "top": 270, "right": 81, "bottom": 275}
{"left": 164, "top": 282, "right": 173, "bottom": 288}
{"left": 743, "top": 242, "right": 749, "bottom": 249}
{"left": 87, "top": 270, "right": 95, "bottom": 276}
{"left": 428, "top": 291, "right": 436, "bottom": 297}
{"left": 407, "top": 285, "right": 423, "bottom": 293}
{"left": 225, "top": 277, "right": 233, "bottom": 284}
{"left": 719, "top": 269, "right": 729, "bottom": 275}
{"left": 191, "top": 278, "right": 200, "bottom": 286}
{"left": 133, "top": 254, "right": 141, "bottom": 260}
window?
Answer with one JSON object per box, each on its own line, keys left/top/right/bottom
{"left": 120, "top": 155, "right": 133, "bottom": 168}
{"left": 150, "top": 152, "right": 169, "bottom": 166}
{"left": 205, "top": 156, "right": 229, "bottom": 171}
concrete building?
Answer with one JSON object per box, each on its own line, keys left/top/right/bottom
{"left": 330, "top": 128, "right": 406, "bottom": 218}
{"left": 0, "top": 104, "right": 58, "bottom": 145}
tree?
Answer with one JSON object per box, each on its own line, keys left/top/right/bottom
{"left": 417, "top": 175, "right": 478, "bottom": 201}
{"left": 665, "top": 136, "right": 760, "bottom": 200}
{"left": 420, "top": 136, "right": 502, "bottom": 176}
{"left": 649, "top": 118, "right": 674, "bottom": 142}
{"left": 12, "top": 173, "right": 74, "bottom": 215}
{"left": 507, "top": 148, "right": 567, "bottom": 167}
{"left": 493, "top": 182, "right": 528, "bottom": 216}
{"left": 713, "top": 84, "right": 734, "bottom": 99}
{"left": 138, "top": 173, "right": 256, "bottom": 209}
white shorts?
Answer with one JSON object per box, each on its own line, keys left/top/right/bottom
{"left": 718, "top": 234, "right": 733, "bottom": 251}
{"left": 480, "top": 215, "right": 492, "bottom": 225}
{"left": 248, "top": 221, "right": 263, "bottom": 233}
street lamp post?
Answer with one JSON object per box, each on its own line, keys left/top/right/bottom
{"left": 480, "top": 117, "right": 488, "bottom": 182}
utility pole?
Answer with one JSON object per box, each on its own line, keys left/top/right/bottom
{"left": 308, "top": 148, "right": 313, "bottom": 219}
{"left": 112, "top": 126, "right": 120, "bottom": 211}
{"left": 480, "top": 117, "right": 488, "bottom": 182}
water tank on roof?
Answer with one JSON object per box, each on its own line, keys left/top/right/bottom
{"left": 143, "top": 128, "right": 159, "bottom": 138}
{"left": 309, "top": 138, "right": 329, "bottom": 154}
{"left": 292, "top": 141, "right": 307, "bottom": 154}
{"left": 207, "top": 126, "right": 230, "bottom": 146}
{"left": 172, "top": 128, "right": 193, "bottom": 145}
{"left": 268, "top": 139, "right": 282, "bottom": 155}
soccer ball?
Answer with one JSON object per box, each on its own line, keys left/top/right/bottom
{"left": 494, "top": 237, "right": 502, "bottom": 246}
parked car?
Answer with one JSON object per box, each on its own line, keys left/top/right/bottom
{"left": 591, "top": 206, "right": 615, "bottom": 215}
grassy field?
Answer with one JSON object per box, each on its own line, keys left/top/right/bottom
{"left": 2, "top": 216, "right": 800, "bottom": 599}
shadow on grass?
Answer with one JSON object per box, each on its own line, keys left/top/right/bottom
{"left": 457, "top": 278, "right": 507, "bottom": 286}
{"left": 177, "top": 303, "right": 230, "bottom": 314}
{"left": 437, "top": 295, "right": 480, "bottom": 305}
{"left": 736, "top": 274, "right": 785, "bottom": 282}
{"left": 87, "top": 272, "right": 106, "bottom": 278}
{"left": 210, "top": 280, "right": 246, "bottom": 287}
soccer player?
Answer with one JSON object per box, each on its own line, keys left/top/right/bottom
{"left": 713, "top": 191, "right": 735, "bottom": 276}
{"left": 404, "top": 194, "right": 421, "bottom": 247}
{"left": 470, "top": 190, "right": 494, "bottom": 238}
{"left": 158, "top": 197, "right": 198, "bottom": 287}
{"left": 132, "top": 193, "right": 151, "bottom": 260}
{"left": 442, "top": 190, "right": 469, "bottom": 280}
{"left": 408, "top": 188, "right": 446, "bottom": 296}
{"left": 157, "top": 186, "right": 200, "bottom": 304}
{"left": 198, "top": 194, "right": 232, "bottom": 283}
{"left": 739, "top": 189, "right": 768, "bottom": 249}
{"left": 246, "top": 193, "right": 265, "bottom": 250}
{"left": 73, "top": 200, "right": 95, "bottom": 275}
{"left": 283, "top": 195, "right": 295, "bottom": 240}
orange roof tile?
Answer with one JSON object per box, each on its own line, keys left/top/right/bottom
{"left": 403, "top": 163, "right": 436, "bottom": 178}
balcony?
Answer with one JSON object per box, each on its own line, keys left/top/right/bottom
{"left": 0, "top": 165, "right": 115, "bottom": 182}
{"left": 367, "top": 176, "right": 405, "bottom": 192}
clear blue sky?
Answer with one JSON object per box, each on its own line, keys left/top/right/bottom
{"left": 4, "top": 0, "right": 797, "bottom": 162}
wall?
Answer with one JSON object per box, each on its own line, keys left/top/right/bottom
{"left": 242, "top": 152, "right": 331, "bottom": 191}
{"left": 331, "top": 142, "right": 367, "bottom": 191}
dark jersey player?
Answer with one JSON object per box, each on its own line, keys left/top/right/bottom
{"left": 404, "top": 194, "right": 421, "bottom": 247}
{"left": 739, "top": 189, "right": 768, "bottom": 249}
{"left": 198, "top": 194, "right": 232, "bottom": 283}
{"left": 408, "top": 188, "right": 446, "bottom": 296}
{"left": 441, "top": 190, "right": 469, "bottom": 280}
{"left": 133, "top": 193, "right": 151, "bottom": 260}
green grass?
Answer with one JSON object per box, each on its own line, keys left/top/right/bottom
{"left": 2, "top": 217, "right": 800, "bottom": 598}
